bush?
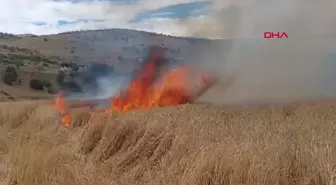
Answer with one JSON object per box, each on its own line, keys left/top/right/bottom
{"left": 29, "top": 79, "right": 44, "bottom": 90}
{"left": 41, "top": 80, "right": 52, "bottom": 88}
{"left": 29, "top": 79, "right": 52, "bottom": 91}
{"left": 2, "top": 66, "right": 18, "bottom": 85}
{"left": 70, "top": 63, "right": 79, "bottom": 71}
{"left": 62, "top": 80, "right": 82, "bottom": 92}
{"left": 47, "top": 86, "right": 58, "bottom": 94}
{"left": 90, "top": 63, "right": 114, "bottom": 76}
{"left": 56, "top": 71, "right": 65, "bottom": 85}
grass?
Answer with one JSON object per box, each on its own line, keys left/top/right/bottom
{"left": 0, "top": 100, "right": 336, "bottom": 185}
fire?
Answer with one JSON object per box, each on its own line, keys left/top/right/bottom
{"left": 54, "top": 92, "right": 71, "bottom": 127}
{"left": 108, "top": 59, "right": 213, "bottom": 112}
{"left": 53, "top": 46, "right": 216, "bottom": 127}
{"left": 109, "top": 66, "right": 190, "bottom": 112}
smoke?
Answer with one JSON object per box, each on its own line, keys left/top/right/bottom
{"left": 192, "top": 0, "right": 336, "bottom": 104}
{"left": 65, "top": 0, "right": 336, "bottom": 106}
{"left": 66, "top": 72, "right": 131, "bottom": 103}
{"left": 94, "top": 75, "right": 130, "bottom": 99}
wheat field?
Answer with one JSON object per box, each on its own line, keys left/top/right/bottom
{"left": 1, "top": 100, "right": 336, "bottom": 185}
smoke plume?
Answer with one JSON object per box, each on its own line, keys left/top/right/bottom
{"left": 194, "top": 0, "right": 336, "bottom": 104}
{"left": 67, "top": 0, "right": 336, "bottom": 106}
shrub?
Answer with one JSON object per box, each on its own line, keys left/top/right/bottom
{"left": 29, "top": 79, "right": 44, "bottom": 90}
{"left": 90, "top": 63, "right": 114, "bottom": 76}
{"left": 47, "top": 86, "right": 58, "bottom": 94}
{"left": 70, "top": 63, "right": 79, "bottom": 71}
{"left": 41, "top": 80, "right": 52, "bottom": 88}
{"left": 56, "top": 71, "right": 65, "bottom": 85}
{"left": 63, "top": 80, "right": 82, "bottom": 92}
{"left": 2, "top": 66, "right": 18, "bottom": 85}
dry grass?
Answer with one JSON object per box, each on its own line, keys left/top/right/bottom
{"left": 1, "top": 100, "right": 336, "bottom": 185}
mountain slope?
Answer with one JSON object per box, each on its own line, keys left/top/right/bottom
{"left": 0, "top": 29, "right": 222, "bottom": 64}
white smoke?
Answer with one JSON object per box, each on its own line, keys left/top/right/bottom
{"left": 197, "top": 0, "right": 336, "bottom": 104}
{"left": 67, "top": 0, "right": 336, "bottom": 105}
{"left": 94, "top": 75, "right": 130, "bottom": 99}
{"left": 67, "top": 74, "right": 130, "bottom": 104}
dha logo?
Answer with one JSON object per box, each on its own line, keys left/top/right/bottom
{"left": 264, "top": 32, "right": 288, "bottom": 39}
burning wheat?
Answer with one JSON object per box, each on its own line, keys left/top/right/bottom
{"left": 54, "top": 47, "right": 217, "bottom": 127}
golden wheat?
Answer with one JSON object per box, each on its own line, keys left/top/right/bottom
{"left": 1, "top": 100, "right": 336, "bottom": 185}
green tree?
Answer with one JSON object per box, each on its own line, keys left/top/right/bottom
{"left": 2, "top": 66, "right": 18, "bottom": 85}
{"left": 56, "top": 71, "right": 65, "bottom": 85}
{"left": 29, "top": 79, "right": 44, "bottom": 90}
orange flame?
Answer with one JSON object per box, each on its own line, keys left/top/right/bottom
{"left": 108, "top": 55, "right": 213, "bottom": 112}
{"left": 54, "top": 92, "right": 71, "bottom": 127}
{"left": 53, "top": 47, "right": 216, "bottom": 127}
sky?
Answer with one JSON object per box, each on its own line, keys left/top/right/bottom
{"left": 0, "top": 0, "right": 334, "bottom": 38}
{"left": 0, "top": 0, "right": 230, "bottom": 37}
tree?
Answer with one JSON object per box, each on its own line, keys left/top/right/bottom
{"left": 41, "top": 80, "right": 52, "bottom": 88}
{"left": 90, "top": 63, "right": 114, "bottom": 76}
{"left": 2, "top": 66, "right": 18, "bottom": 85}
{"left": 70, "top": 63, "right": 79, "bottom": 71}
{"left": 63, "top": 80, "right": 82, "bottom": 92}
{"left": 29, "top": 79, "right": 44, "bottom": 90}
{"left": 56, "top": 71, "right": 65, "bottom": 85}
{"left": 47, "top": 86, "right": 58, "bottom": 94}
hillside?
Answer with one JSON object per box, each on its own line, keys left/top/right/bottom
{"left": 1, "top": 29, "right": 334, "bottom": 104}
{"left": 0, "top": 29, "right": 232, "bottom": 101}
{"left": 0, "top": 29, "right": 226, "bottom": 64}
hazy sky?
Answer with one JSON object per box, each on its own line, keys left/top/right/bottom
{"left": 0, "top": 0, "right": 221, "bottom": 36}
{"left": 0, "top": 0, "right": 334, "bottom": 39}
